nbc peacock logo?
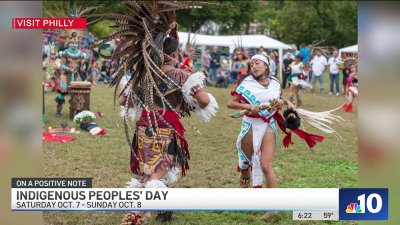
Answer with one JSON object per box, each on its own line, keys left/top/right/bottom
{"left": 346, "top": 203, "right": 363, "bottom": 213}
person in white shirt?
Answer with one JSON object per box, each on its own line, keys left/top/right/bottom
{"left": 327, "top": 50, "right": 343, "bottom": 96}
{"left": 310, "top": 49, "right": 328, "bottom": 93}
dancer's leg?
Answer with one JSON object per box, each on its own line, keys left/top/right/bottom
{"left": 294, "top": 85, "right": 301, "bottom": 107}
{"left": 239, "top": 131, "right": 254, "bottom": 187}
{"left": 260, "top": 128, "right": 278, "bottom": 219}
{"left": 288, "top": 84, "right": 296, "bottom": 103}
{"left": 260, "top": 129, "right": 276, "bottom": 188}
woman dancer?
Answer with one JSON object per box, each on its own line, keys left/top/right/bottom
{"left": 228, "top": 54, "right": 342, "bottom": 219}
{"left": 342, "top": 63, "right": 358, "bottom": 112}
{"left": 228, "top": 54, "right": 296, "bottom": 219}
{"left": 288, "top": 54, "right": 310, "bottom": 107}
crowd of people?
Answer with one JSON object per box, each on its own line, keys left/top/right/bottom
{"left": 42, "top": 31, "right": 119, "bottom": 88}
{"left": 42, "top": 31, "right": 124, "bottom": 117}
{"left": 43, "top": 31, "right": 357, "bottom": 117}
{"left": 191, "top": 45, "right": 355, "bottom": 103}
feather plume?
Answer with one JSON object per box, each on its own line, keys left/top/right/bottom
{"left": 91, "top": 1, "right": 218, "bottom": 149}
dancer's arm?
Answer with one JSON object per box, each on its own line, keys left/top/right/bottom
{"left": 193, "top": 90, "right": 210, "bottom": 108}
{"left": 281, "top": 97, "right": 296, "bottom": 109}
{"left": 227, "top": 94, "right": 260, "bottom": 113}
{"left": 118, "top": 95, "right": 126, "bottom": 106}
{"left": 118, "top": 95, "right": 136, "bottom": 108}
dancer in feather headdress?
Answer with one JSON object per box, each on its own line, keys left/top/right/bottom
{"left": 287, "top": 47, "right": 313, "bottom": 107}
{"left": 55, "top": 35, "right": 85, "bottom": 117}
{"left": 93, "top": 1, "right": 218, "bottom": 224}
{"left": 341, "top": 53, "right": 358, "bottom": 112}
{"left": 228, "top": 54, "right": 343, "bottom": 219}
{"left": 287, "top": 53, "right": 310, "bottom": 107}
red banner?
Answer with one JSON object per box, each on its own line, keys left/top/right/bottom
{"left": 12, "top": 18, "right": 87, "bottom": 29}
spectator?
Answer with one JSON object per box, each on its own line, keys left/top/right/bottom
{"left": 88, "top": 62, "right": 100, "bottom": 85}
{"left": 270, "top": 51, "right": 279, "bottom": 73}
{"left": 282, "top": 52, "right": 293, "bottom": 89}
{"left": 310, "top": 48, "right": 327, "bottom": 93}
{"left": 84, "top": 46, "right": 94, "bottom": 74}
{"left": 99, "top": 60, "right": 111, "bottom": 83}
{"left": 268, "top": 52, "right": 277, "bottom": 77}
{"left": 42, "top": 40, "right": 51, "bottom": 63}
{"left": 86, "top": 32, "right": 93, "bottom": 46}
{"left": 209, "top": 46, "right": 221, "bottom": 81}
{"left": 71, "top": 31, "right": 78, "bottom": 39}
{"left": 90, "top": 32, "right": 97, "bottom": 45}
{"left": 201, "top": 49, "right": 211, "bottom": 73}
{"left": 59, "top": 37, "right": 69, "bottom": 54}
{"left": 215, "top": 60, "right": 229, "bottom": 88}
{"left": 258, "top": 46, "right": 268, "bottom": 56}
{"left": 79, "top": 36, "right": 88, "bottom": 49}
{"left": 283, "top": 51, "right": 295, "bottom": 60}
{"left": 328, "top": 50, "right": 343, "bottom": 96}
{"left": 78, "top": 51, "right": 87, "bottom": 81}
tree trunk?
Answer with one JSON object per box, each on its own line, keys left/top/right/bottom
{"left": 245, "top": 22, "right": 250, "bottom": 34}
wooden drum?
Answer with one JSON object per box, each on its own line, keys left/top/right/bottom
{"left": 69, "top": 81, "right": 91, "bottom": 120}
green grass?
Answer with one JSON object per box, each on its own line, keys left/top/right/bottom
{"left": 43, "top": 76, "right": 357, "bottom": 225}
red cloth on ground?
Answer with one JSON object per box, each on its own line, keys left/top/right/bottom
{"left": 42, "top": 132, "right": 76, "bottom": 143}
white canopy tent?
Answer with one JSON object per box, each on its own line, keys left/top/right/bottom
{"left": 178, "top": 32, "right": 292, "bottom": 81}
{"left": 339, "top": 44, "right": 358, "bottom": 55}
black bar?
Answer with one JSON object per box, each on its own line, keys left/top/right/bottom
{"left": 12, "top": 178, "right": 92, "bottom": 188}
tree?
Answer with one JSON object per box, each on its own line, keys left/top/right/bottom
{"left": 43, "top": 0, "right": 129, "bottom": 38}
{"left": 254, "top": 1, "right": 284, "bottom": 38}
{"left": 43, "top": 0, "right": 103, "bottom": 25}
{"left": 255, "top": 1, "right": 357, "bottom": 48}
{"left": 176, "top": 1, "right": 260, "bottom": 35}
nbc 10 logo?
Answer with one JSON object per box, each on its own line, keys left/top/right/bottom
{"left": 339, "top": 188, "right": 388, "bottom": 220}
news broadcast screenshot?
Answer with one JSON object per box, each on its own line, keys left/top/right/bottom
{"left": 1, "top": 1, "right": 399, "bottom": 225}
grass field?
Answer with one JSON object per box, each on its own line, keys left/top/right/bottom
{"left": 43, "top": 75, "right": 357, "bottom": 225}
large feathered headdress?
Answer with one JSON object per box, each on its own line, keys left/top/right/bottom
{"left": 93, "top": 1, "right": 210, "bottom": 102}
{"left": 341, "top": 52, "right": 358, "bottom": 68}
{"left": 91, "top": 1, "right": 212, "bottom": 149}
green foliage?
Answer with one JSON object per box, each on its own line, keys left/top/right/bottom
{"left": 256, "top": 1, "right": 357, "bottom": 47}
{"left": 78, "top": 116, "right": 95, "bottom": 124}
{"left": 43, "top": 1, "right": 357, "bottom": 48}
{"left": 89, "top": 19, "right": 115, "bottom": 39}
{"left": 176, "top": 1, "right": 261, "bottom": 34}
{"left": 177, "top": 1, "right": 357, "bottom": 47}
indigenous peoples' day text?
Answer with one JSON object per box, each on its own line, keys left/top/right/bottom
{"left": 13, "top": 190, "right": 168, "bottom": 210}
{"left": 16, "top": 190, "right": 168, "bottom": 201}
